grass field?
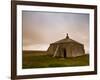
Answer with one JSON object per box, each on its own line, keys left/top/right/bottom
{"left": 22, "top": 51, "right": 89, "bottom": 69}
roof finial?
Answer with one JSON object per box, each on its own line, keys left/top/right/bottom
{"left": 66, "top": 33, "right": 69, "bottom": 39}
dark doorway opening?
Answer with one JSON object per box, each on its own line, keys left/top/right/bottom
{"left": 63, "top": 48, "right": 66, "bottom": 58}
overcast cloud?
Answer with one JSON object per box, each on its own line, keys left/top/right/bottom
{"left": 22, "top": 11, "right": 89, "bottom": 53}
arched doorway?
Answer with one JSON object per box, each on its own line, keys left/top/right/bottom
{"left": 63, "top": 48, "right": 66, "bottom": 58}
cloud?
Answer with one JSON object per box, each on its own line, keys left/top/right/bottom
{"left": 22, "top": 11, "right": 89, "bottom": 52}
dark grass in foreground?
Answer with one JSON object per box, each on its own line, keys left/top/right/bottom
{"left": 22, "top": 52, "right": 89, "bottom": 69}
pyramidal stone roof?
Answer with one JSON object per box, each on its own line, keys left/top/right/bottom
{"left": 51, "top": 33, "right": 83, "bottom": 45}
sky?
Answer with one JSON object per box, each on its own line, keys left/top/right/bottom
{"left": 22, "top": 11, "right": 89, "bottom": 53}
